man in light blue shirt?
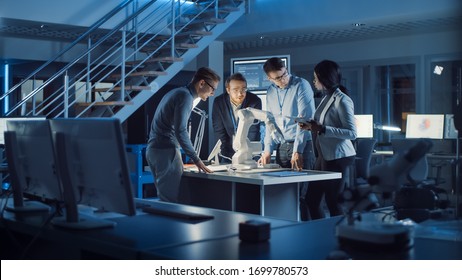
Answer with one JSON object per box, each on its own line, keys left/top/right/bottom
{"left": 260, "top": 57, "right": 315, "bottom": 171}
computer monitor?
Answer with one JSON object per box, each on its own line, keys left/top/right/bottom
{"left": 0, "top": 117, "right": 46, "bottom": 145}
{"left": 252, "top": 90, "right": 267, "bottom": 111}
{"left": 49, "top": 118, "right": 136, "bottom": 229}
{"left": 4, "top": 119, "right": 60, "bottom": 213}
{"left": 354, "top": 114, "right": 374, "bottom": 138}
{"left": 207, "top": 139, "right": 222, "bottom": 163}
{"left": 444, "top": 114, "right": 459, "bottom": 139}
{"left": 405, "top": 114, "right": 445, "bottom": 139}
{"left": 231, "top": 55, "right": 290, "bottom": 91}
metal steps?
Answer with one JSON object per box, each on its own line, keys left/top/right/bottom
{"left": 4, "top": 0, "right": 246, "bottom": 121}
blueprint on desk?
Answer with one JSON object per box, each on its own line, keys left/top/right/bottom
{"left": 261, "top": 170, "right": 310, "bottom": 177}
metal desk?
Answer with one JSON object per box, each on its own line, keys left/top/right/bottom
{"left": 142, "top": 213, "right": 462, "bottom": 260}
{"left": 181, "top": 169, "right": 341, "bottom": 221}
{"left": 0, "top": 198, "right": 295, "bottom": 259}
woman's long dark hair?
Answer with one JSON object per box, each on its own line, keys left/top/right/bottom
{"left": 314, "top": 60, "right": 348, "bottom": 95}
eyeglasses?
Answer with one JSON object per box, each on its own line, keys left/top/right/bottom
{"left": 268, "top": 70, "right": 288, "bottom": 82}
{"left": 204, "top": 80, "right": 216, "bottom": 92}
{"left": 230, "top": 87, "right": 247, "bottom": 94}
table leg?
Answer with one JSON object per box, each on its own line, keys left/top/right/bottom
{"left": 260, "top": 184, "right": 265, "bottom": 216}
{"left": 231, "top": 182, "right": 236, "bottom": 211}
{"left": 297, "top": 182, "right": 301, "bottom": 222}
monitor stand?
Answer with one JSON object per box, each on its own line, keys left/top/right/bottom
{"left": 51, "top": 213, "right": 116, "bottom": 230}
{"left": 5, "top": 200, "right": 50, "bottom": 213}
{"left": 50, "top": 132, "right": 115, "bottom": 230}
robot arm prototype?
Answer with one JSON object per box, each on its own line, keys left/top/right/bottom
{"left": 232, "top": 108, "right": 284, "bottom": 168}
{"left": 368, "top": 139, "right": 433, "bottom": 194}
{"left": 336, "top": 139, "right": 434, "bottom": 251}
{"left": 344, "top": 139, "right": 433, "bottom": 214}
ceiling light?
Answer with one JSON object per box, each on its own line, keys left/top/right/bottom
{"left": 433, "top": 65, "right": 444, "bottom": 75}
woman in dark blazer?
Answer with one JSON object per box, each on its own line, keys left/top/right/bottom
{"left": 299, "top": 60, "right": 357, "bottom": 219}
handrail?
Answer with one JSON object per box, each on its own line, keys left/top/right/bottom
{"left": 4, "top": 0, "right": 243, "bottom": 119}
{"left": 0, "top": 0, "right": 134, "bottom": 101}
{"left": 4, "top": 0, "right": 160, "bottom": 115}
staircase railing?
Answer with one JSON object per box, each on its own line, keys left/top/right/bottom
{"left": 1, "top": 0, "right": 243, "bottom": 120}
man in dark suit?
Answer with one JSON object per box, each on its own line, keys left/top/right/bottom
{"left": 212, "top": 73, "right": 262, "bottom": 163}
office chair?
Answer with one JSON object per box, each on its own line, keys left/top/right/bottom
{"left": 354, "top": 138, "right": 377, "bottom": 187}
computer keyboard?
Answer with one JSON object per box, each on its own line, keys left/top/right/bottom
{"left": 141, "top": 205, "right": 214, "bottom": 220}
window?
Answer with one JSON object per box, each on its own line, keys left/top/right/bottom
{"left": 376, "top": 64, "right": 416, "bottom": 142}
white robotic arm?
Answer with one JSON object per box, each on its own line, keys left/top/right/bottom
{"left": 232, "top": 108, "right": 284, "bottom": 169}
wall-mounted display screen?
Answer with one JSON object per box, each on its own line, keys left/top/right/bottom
{"left": 405, "top": 114, "right": 445, "bottom": 139}
{"left": 231, "top": 55, "right": 290, "bottom": 91}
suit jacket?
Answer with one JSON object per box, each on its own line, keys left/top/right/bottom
{"left": 212, "top": 91, "right": 262, "bottom": 158}
{"left": 316, "top": 88, "right": 357, "bottom": 161}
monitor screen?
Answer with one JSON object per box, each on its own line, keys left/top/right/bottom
{"left": 405, "top": 114, "right": 445, "bottom": 139}
{"left": 49, "top": 118, "right": 136, "bottom": 229}
{"left": 4, "top": 119, "right": 61, "bottom": 212}
{"left": 444, "top": 114, "right": 459, "bottom": 139}
{"left": 252, "top": 90, "right": 267, "bottom": 111}
{"left": 0, "top": 117, "right": 46, "bottom": 145}
{"left": 354, "top": 114, "right": 374, "bottom": 138}
{"left": 231, "top": 55, "right": 290, "bottom": 91}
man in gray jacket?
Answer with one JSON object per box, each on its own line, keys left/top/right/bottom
{"left": 146, "top": 67, "right": 221, "bottom": 203}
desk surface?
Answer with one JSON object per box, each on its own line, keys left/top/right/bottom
{"left": 183, "top": 169, "right": 342, "bottom": 185}
{"left": 2, "top": 198, "right": 461, "bottom": 260}
{"left": 142, "top": 214, "right": 462, "bottom": 260}
{"left": 1, "top": 199, "right": 296, "bottom": 259}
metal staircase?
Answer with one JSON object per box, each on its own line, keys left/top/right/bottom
{"left": 1, "top": 0, "right": 245, "bottom": 122}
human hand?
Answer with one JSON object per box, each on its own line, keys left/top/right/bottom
{"left": 195, "top": 160, "right": 213, "bottom": 173}
{"left": 291, "top": 152, "right": 304, "bottom": 171}
{"left": 298, "top": 122, "right": 311, "bottom": 131}
{"left": 258, "top": 151, "right": 272, "bottom": 165}
{"left": 308, "top": 120, "right": 324, "bottom": 134}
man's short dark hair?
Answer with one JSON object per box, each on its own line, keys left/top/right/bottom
{"left": 263, "top": 57, "right": 285, "bottom": 74}
{"left": 225, "top": 72, "right": 247, "bottom": 88}
{"left": 191, "top": 66, "right": 221, "bottom": 85}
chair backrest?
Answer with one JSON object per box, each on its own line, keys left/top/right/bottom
{"left": 391, "top": 138, "right": 429, "bottom": 184}
{"left": 355, "top": 138, "right": 377, "bottom": 180}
